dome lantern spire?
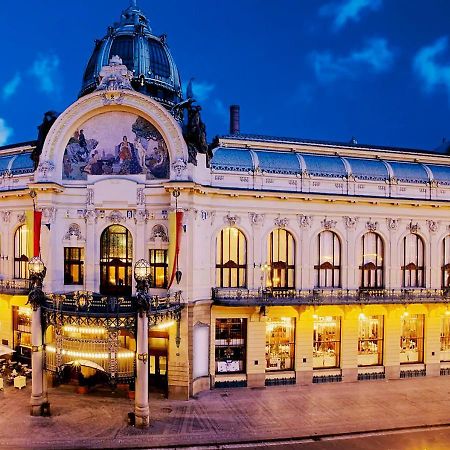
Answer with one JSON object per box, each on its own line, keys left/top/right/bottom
{"left": 79, "top": 2, "right": 183, "bottom": 113}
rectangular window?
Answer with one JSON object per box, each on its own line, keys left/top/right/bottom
{"left": 265, "top": 317, "right": 295, "bottom": 371}
{"left": 313, "top": 316, "right": 340, "bottom": 369}
{"left": 149, "top": 249, "right": 168, "bottom": 288}
{"left": 358, "top": 315, "right": 384, "bottom": 366}
{"left": 400, "top": 314, "right": 424, "bottom": 364}
{"left": 215, "top": 318, "right": 246, "bottom": 374}
{"left": 441, "top": 316, "right": 450, "bottom": 362}
{"left": 64, "top": 247, "right": 84, "bottom": 285}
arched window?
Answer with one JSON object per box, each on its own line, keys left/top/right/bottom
{"left": 216, "top": 227, "right": 246, "bottom": 288}
{"left": 360, "top": 233, "right": 384, "bottom": 289}
{"left": 442, "top": 235, "right": 450, "bottom": 288}
{"left": 401, "top": 234, "right": 425, "bottom": 288}
{"left": 267, "top": 229, "right": 295, "bottom": 289}
{"left": 100, "top": 225, "right": 133, "bottom": 296}
{"left": 14, "top": 225, "right": 29, "bottom": 279}
{"left": 315, "top": 231, "right": 341, "bottom": 288}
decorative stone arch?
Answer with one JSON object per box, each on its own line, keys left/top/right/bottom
{"left": 36, "top": 90, "right": 189, "bottom": 184}
{"left": 149, "top": 224, "right": 169, "bottom": 243}
{"left": 63, "top": 223, "right": 84, "bottom": 242}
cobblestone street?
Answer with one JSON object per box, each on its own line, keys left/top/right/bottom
{"left": 0, "top": 377, "right": 449, "bottom": 449}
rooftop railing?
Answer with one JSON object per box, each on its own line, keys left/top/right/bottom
{"left": 212, "top": 287, "right": 450, "bottom": 306}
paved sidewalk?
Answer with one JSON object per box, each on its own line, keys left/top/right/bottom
{"left": 0, "top": 377, "right": 449, "bottom": 449}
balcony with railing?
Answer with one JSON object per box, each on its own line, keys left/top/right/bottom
{"left": 212, "top": 287, "right": 450, "bottom": 306}
{"left": 0, "top": 279, "right": 31, "bottom": 295}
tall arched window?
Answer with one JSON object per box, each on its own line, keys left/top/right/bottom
{"left": 216, "top": 227, "right": 246, "bottom": 288}
{"left": 360, "top": 232, "right": 384, "bottom": 289}
{"left": 442, "top": 235, "right": 450, "bottom": 288}
{"left": 315, "top": 231, "right": 341, "bottom": 288}
{"left": 402, "top": 234, "right": 425, "bottom": 288}
{"left": 14, "top": 225, "right": 29, "bottom": 279}
{"left": 267, "top": 229, "right": 295, "bottom": 289}
{"left": 100, "top": 225, "right": 133, "bottom": 296}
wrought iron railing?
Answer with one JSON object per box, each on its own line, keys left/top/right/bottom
{"left": 0, "top": 278, "right": 31, "bottom": 294}
{"left": 212, "top": 287, "right": 450, "bottom": 306}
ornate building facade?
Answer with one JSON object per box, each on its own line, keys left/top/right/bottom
{"left": 0, "top": 1, "right": 450, "bottom": 423}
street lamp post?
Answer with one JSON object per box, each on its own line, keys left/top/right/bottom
{"left": 134, "top": 259, "right": 151, "bottom": 428}
{"left": 27, "top": 257, "right": 49, "bottom": 416}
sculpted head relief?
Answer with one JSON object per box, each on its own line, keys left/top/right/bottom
{"left": 62, "top": 112, "right": 170, "bottom": 180}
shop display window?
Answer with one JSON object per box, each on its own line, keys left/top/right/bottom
{"left": 358, "top": 314, "right": 383, "bottom": 366}
{"left": 313, "top": 316, "right": 340, "bottom": 368}
{"left": 441, "top": 315, "right": 450, "bottom": 362}
{"left": 400, "top": 314, "right": 424, "bottom": 363}
{"left": 265, "top": 317, "right": 295, "bottom": 371}
{"left": 12, "top": 306, "right": 32, "bottom": 363}
{"left": 215, "top": 318, "right": 246, "bottom": 373}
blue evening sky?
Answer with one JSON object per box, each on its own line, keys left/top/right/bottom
{"left": 1, "top": 0, "right": 450, "bottom": 152}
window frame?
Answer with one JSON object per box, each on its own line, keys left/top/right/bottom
{"left": 401, "top": 234, "right": 425, "bottom": 288}
{"left": 360, "top": 232, "right": 384, "bottom": 289}
{"left": 267, "top": 229, "right": 295, "bottom": 290}
{"left": 314, "top": 231, "right": 341, "bottom": 288}
{"left": 149, "top": 249, "right": 168, "bottom": 289}
{"left": 64, "top": 247, "right": 85, "bottom": 285}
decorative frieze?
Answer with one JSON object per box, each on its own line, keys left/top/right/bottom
{"left": 64, "top": 223, "right": 83, "bottom": 240}
{"left": 172, "top": 158, "right": 187, "bottom": 180}
{"left": 136, "top": 188, "right": 145, "bottom": 206}
{"left": 1, "top": 211, "right": 11, "bottom": 223}
{"left": 224, "top": 213, "right": 240, "bottom": 227}
{"left": 386, "top": 218, "right": 399, "bottom": 230}
{"left": 107, "top": 210, "right": 125, "bottom": 224}
{"left": 249, "top": 212, "right": 265, "bottom": 226}
{"left": 17, "top": 212, "right": 26, "bottom": 224}
{"left": 407, "top": 222, "right": 420, "bottom": 233}
{"left": 86, "top": 188, "right": 94, "bottom": 206}
{"left": 150, "top": 224, "right": 169, "bottom": 242}
{"left": 274, "top": 216, "right": 289, "bottom": 228}
{"left": 36, "top": 160, "right": 55, "bottom": 180}
{"left": 366, "top": 220, "right": 378, "bottom": 232}
{"left": 321, "top": 218, "right": 337, "bottom": 230}
{"left": 136, "top": 209, "right": 150, "bottom": 224}
{"left": 427, "top": 220, "right": 438, "bottom": 233}
{"left": 297, "top": 214, "right": 312, "bottom": 228}
{"left": 42, "top": 207, "right": 57, "bottom": 224}
{"left": 343, "top": 216, "right": 358, "bottom": 229}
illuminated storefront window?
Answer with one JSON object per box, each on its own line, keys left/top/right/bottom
{"left": 265, "top": 317, "right": 295, "bottom": 371}
{"left": 360, "top": 233, "right": 384, "bottom": 289}
{"left": 313, "top": 316, "right": 340, "bottom": 368}
{"left": 12, "top": 306, "right": 32, "bottom": 363}
{"left": 216, "top": 227, "right": 247, "bottom": 288}
{"left": 149, "top": 249, "right": 168, "bottom": 288}
{"left": 267, "top": 229, "right": 295, "bottom": 289}
{"left": 441, "top": 315, "right": 450, "bottom": 362}
{"left": 215, "top": 318, "right": 246, "bottom": 373}
{"left": 358, "top": 314, "right": 383, "bottom": 366}
{"left": 315, "top": 231, "right": 341, "bottom": 288}
{"left": 64, "top": 247, "right": 84, "bottom": 285}
{"left": 14, "top": 225, "right": 29, "bottom": 279}
{"left": 400, "top": 314, "right": 424, "bottom": 363}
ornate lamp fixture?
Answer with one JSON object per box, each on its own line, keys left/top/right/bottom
{"left": 134, "top": 259, "right": 151, "bottom": 317}
{"left": 27, "top": 257, "right": 47, "bottom": 311}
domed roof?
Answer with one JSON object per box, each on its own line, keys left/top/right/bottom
{"left": 79, "top": 1, "right": 182, "bottom": 109}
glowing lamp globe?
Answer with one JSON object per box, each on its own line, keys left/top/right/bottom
{"left": 134, "top": 259, "right": 151, "bottom": 282}
{"left": 28, "top": 257, "right": 45, "bottom": 277}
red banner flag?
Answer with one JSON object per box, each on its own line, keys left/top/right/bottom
{"left": 33, "top": 210, "right": 42, "bottom": 257}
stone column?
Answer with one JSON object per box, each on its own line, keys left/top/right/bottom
{"left": 135, "top": 312, "right": 149, "bottom": 427}
{"left": 30, "top": 306, "right": 47, "bottom": 416}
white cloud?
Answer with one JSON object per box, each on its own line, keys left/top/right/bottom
{"left": 413, "top": 37, "right": 450, "bottom": 99}
{"left": 320, "top": 0, "right": 382, "bottom": 30}
{"left": 29, "top": 54, "right": 61, "bottom": 95}
{"left": 312, "top": 38, "right": 394, "bottom": 83}
{"left": 0, "top": 118, "right": 13, "bottom": 146}
{"left": 2, "top": 73, "right": 22, "bottom": 100}
{"left": 213, "top": 99, "right": 228, "bottom": 121}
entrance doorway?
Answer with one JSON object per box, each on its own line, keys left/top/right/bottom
{"left": 148, "top": 330, "right": 168, "bottom": 395}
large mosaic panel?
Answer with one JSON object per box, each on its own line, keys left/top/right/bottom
{"left": 62, "top": 112, "right": 170, "bottom": 180}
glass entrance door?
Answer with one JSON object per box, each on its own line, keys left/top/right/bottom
{"left": 149, "top": 331, "right": 168, "bottom": 394}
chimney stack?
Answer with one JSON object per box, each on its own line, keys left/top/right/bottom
{"left": 229, "top": 105, "right": 240, "bottom": 135}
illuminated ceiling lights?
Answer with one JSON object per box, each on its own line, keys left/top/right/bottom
{"left": 63, "top": 326, "right": 106, "bottom": 334}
